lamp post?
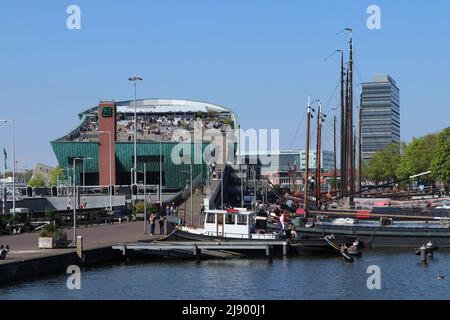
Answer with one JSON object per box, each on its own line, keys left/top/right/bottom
{"left": 98, "top": 130, "right": 113, "bottom": 212}
{"left": 128, "top": 76, "right": 143, "bottom": 186}
{"left": 0, "top": 120, "right": 15, "bottom": 215}
{"left": 72, "top": 157, "right": 92, "bottom": 245}
{"left": 159, "top": 135, "right": 162, "bottom": 204}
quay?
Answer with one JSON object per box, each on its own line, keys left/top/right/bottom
{"left": 0, "top": 221, "right": 164, "bottom": 284}
{"left": 113, "top": 240, "right": 291, "bottom": 259}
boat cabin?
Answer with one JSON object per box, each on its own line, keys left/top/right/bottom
{"left": 202, "top": 208, "right": 276, "bottom": 239}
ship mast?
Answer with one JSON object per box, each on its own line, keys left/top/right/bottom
{"left": 339, "top": 49, "right": 346, "bottom": 198}
{"left": 304, "top": 97, "right": 312, "bottom": 215}
{"left": 347, "top": 29, "right": 354, "bottom": 203}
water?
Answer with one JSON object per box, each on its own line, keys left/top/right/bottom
{"left": 1, "top": 250, "right": 450, "bottom": 300}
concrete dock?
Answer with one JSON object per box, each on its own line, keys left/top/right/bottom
{"left": 0, "top": 221, "right": 163, "bottom": 284}
{"left": 113, "top": 240, "right": 291, "bottom": 259}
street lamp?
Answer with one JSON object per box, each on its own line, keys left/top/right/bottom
{"left": 72, "top": 157, "right": 92, "bottom": 245}
{"left": 0, "top": 120, "right": 16, "bottom": 215}
{"left": 98, "top": 130, "right": 113, "bottom": 212}
{"left": 128, "top": 76, "right": 143, "bottom": 186}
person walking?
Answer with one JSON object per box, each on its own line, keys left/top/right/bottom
{"left": 165, "top": 205, "right": 170, "bottom": 216}
{"left": 158, "top": 215, "right": 165, "bottom": 235}
{"left": 148, "top": 213, "right": 156, "bottom": 235}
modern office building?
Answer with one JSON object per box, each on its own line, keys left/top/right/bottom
{"left": 361, "top": 74, "right": 400, "bottom": 162}
{"left": 51, "top": 99, "right": 237, "bottom": 189}
{"left": 241, "top": 149, "right": 335, "bottom": 189}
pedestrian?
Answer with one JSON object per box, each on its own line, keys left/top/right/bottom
{"left": 170, "top": 203, "right": 175, "bottom": 216}
{"left": 148, "top": 213, "right": 156, "bottom": 235}
{"left": 158, "top": 215, "right": 165, "bottom": 235}
{"left": 200, "top": 203, "right": 205, "bottom": 216}
{"left": 165, "top": 205, "right": 170, "bottom": 216}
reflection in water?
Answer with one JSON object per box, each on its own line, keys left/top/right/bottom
{"left": 1, "top": 250, "right": 450, "bottom": 300}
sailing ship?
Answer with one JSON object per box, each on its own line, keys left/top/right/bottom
{"left": 293, "top": 28, "right": 450, "bottom": 248}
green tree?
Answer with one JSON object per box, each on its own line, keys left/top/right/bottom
{"left": 366, "top": 143, "right": 401, "bottom": 183}
{"left": 396, "top": 133, "right": 438, "bottom": 181}
{"left": 49, "top": 165, "right": 63, "bottom": 186}
{"left": 28, "top": 173, "right": 45, "bottom": 187}
{"left": 430, "top": 127, "right": 450, "bottom": 184}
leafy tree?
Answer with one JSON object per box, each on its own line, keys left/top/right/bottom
{"left": 28, "top": 173, "right": 45, "bottom": 187}
{"left": 430, "top": 127, "right": 450, "bottom": 184}
{"left": 49, "top": 165, "right": 63, "bottom": 186}
{"left": 396, "top": 133, "right": 438, "bottom": 181}
{"left": 366, "top": 143, "right": 401, "bottom": 183}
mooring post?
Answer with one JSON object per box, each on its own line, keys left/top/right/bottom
{"left": 283, "top": 243, "right": 288, "bottom": 256}
{"left": 76, "top": 236, "right": 83, "bottom": 259}
{"left": 193, "top": 245, "right": 201, "bottom": 261}
{"left": 266, "top": 245, "right": 273, "bottom": 258}
{"left": 420, "top": 245, "right": 427, "bottom": 263}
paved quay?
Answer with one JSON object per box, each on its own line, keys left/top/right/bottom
{"left": 0, "top": 221, "right": 163, "bottom": 264}
{"left": 0, "top": 221, "right": 165, "bottom": 283}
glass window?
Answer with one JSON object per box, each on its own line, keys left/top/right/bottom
{"left": 237, "top": 215, "right": 248, "bottom": 225}
{"left": 206, "top": 213, "right": 215, "bottom": 224}
{"left": 225, "top": 214, "right": 236, "bottom": 225}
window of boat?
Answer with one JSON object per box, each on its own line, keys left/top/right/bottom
{"left": 225, "top": 214, "right": 236, "bottom": 225}
{"left": 237, "top": 214, "right": 248, "bottom": 225}
{"left": 206, "top": 213, "right": 215, "bottom": 224}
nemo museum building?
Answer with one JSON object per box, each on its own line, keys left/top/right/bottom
{"left": 51, "top": 99, "right": 237, "bottom": 190}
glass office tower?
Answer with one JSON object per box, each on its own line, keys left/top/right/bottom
{"left": 361, "top": 74, "right": 400, "bottom": 162}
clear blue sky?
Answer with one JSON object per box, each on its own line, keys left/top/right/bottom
{"left": 0, "top": 0, "right": 449, "bottom": 170}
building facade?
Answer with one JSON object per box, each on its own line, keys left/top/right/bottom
{"left": 51, "top": 99, "right": 237, "bottom": 190}
{"left": 241, "top": 149, "right": 335, "bottom": 189}
{"left": 361, "top": 74, "right": 400, "bottom": 162}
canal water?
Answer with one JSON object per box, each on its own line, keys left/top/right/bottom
{"left": 1, "top": 249, "right": 450, "bottom": 300}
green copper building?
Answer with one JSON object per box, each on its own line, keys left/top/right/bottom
{"left": 51, "top": 99, "right": 237, "bottom": 190}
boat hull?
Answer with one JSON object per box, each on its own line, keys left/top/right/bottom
{"left": 169, "top": 226, "right": 359, "bottom": 253}
{"left": 295, "top": 224, "right": 450, "bottom": 248}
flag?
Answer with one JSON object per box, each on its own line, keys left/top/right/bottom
{"left": 3, "top": 148, "right": 6, "bottom": 171}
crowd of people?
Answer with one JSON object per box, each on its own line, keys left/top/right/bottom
{"left": 116, "top": 113, "right": 233, "bottom": 143}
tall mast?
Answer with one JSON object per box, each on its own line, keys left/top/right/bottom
{"left": 315, "top": 102, "right": 323, "bottom": 209}
{"left": 333, "top": 115, "right": 337, "bottom": 195}
{"left": 358, "top": 92, "right": 362, "bottom": 193}
{"left": 344, "top": 66, "right": 349, "bottom": 196}
{"left": 340, "top": 50, "right": 346, "bottom": 198}
{"left": 304, "top": 97, "right": 312, "bottom": 214}
{"left": 348, "top": 29, "right": 354, "bottom": 202}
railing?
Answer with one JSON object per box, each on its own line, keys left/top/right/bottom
{"left": 202, "top": 230, "right": 278, "bottom": 239}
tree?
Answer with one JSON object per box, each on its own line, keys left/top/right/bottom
{"left": 396, "top": 133, "right": 438, "bottom": 181}
{"left": 28, "top": 173, "right": 45, "bottom": 187}
{"left": 366, "top": 143, "right": 401, "bottom": 183}
{"left": 49, "top": 165, "right": 63, "bottom": 186}
{"left": 430, "top": 127, "right": 450, "bottom": 184}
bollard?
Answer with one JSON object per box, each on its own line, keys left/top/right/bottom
{"left": 193, "top": 245, "right": 201, "bottom": 261}
{"left": 76, "top": 236, "right": 83, "bottom": 259}
{"left": 283, "top": 243, "right": 288, "bottom": 256}
{"left": 420, "top": 245, "right": 427, "bottom": 263}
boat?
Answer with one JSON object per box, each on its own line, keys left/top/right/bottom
{"left": 295, "top": 216, "right": 450, "bottom": 248}
{"left": 168, "top": 208, "right": 360, "bottom": 254}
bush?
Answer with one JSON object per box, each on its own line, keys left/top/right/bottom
{"left": 134, "top": 201, "right": 159, "bottom": 214}
{"left": 39, "top": 223, "right": 67, "bottom": 240}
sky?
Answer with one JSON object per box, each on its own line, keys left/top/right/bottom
{"left": 0, "top": 0, "right": 449, "bottom": 170}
